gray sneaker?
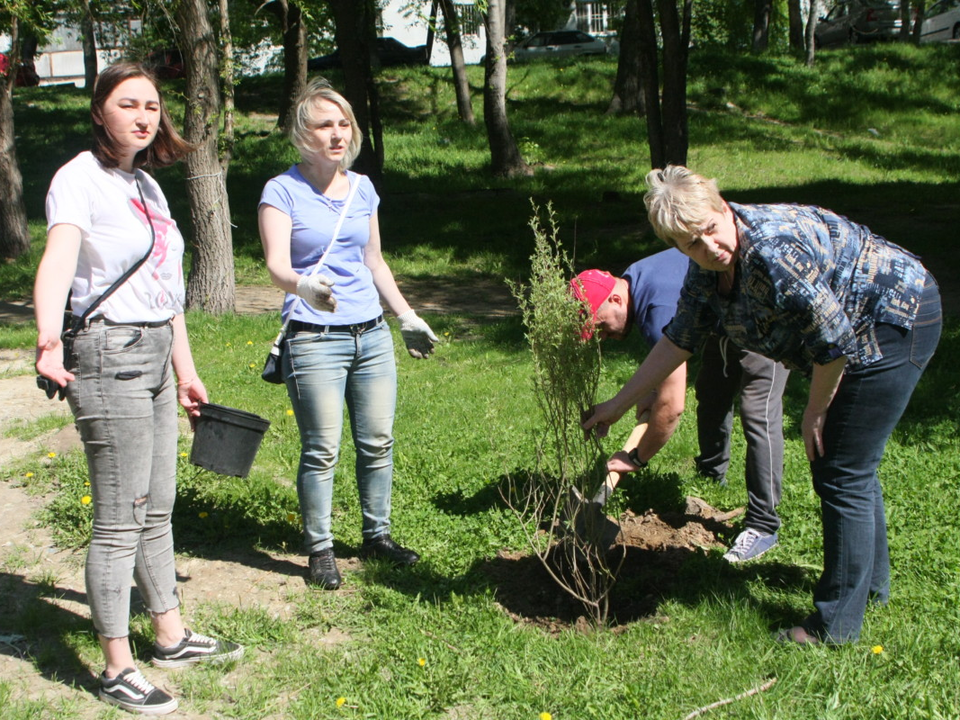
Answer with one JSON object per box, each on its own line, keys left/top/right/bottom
{"left": 723, "top": 528, "right": 778, "bottom": 563}
{"left": 151, "top": 629, "right": 244, "bottom": 668}
{"left": 99, "top": 667, "right": 178, "bottom": 715}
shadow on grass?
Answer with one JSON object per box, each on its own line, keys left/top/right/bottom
{"left": 0, "top": 571, "right": 95, "bottom": 699}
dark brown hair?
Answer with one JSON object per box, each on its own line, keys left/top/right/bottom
{"left": 90, "top": 62, "right": 193, "bottom": 170}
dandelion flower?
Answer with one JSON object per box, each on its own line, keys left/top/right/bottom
{"left": 249, "top": 363, "right": 256, "bottom": 369}
{"left": 47, "top": 452, "right": 56, "bottom": 458}
{"left": 540, "top": 713, "right": 552, "bottom": 720}
{"left": 180, "top": 452, "right": 188, "bottom": 458}
{"left": 418, "top": 657, "right": 426, "bottom": 667}
{"left": 81, "top": 495, "right": 92, "bottom": 505}
{"left": 199, "top": 511, "right": 209, "bottom": 519}
{"left": 247, "top": 341, "right": 253, "bottom": 345}
{"left": 226, "top": 342, "right": 231, "bottom": 347}
{"left": 84, "top": 481, "right": 90, "bottom": 486}
{"left": 286, "top": 409, "right": 294, "bottom": 416}
{"left": 336, "top": 697, "right": 346, "bottom": 708}
{"left": 872, "top": 645, "right": 884, "bottom": 654}
{"left": 25, "top": 472, "right": 34, "bottom": 478}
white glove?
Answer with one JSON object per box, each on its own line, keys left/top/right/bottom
{"left": 397, "top": 310, "right": 438, "bottom": 359}
{"left": 296, "top": 273, "right": 337, "bottom": 312}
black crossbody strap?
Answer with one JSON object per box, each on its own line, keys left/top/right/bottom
{"left": 68, "top": 174, "right": 157, "bottom": 335}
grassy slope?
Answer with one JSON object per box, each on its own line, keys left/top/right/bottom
{"left": 2, "top": 43, "right": 960, "bottom": 719}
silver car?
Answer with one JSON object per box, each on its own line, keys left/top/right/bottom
{"left": 512, "top": 31, "right": 608, "bottom": 62}
{"left": 919, "top": 0, "right": 960, "bottom": 41}
{"left": 815, "top": 0, "right": 910, "bottom": 46}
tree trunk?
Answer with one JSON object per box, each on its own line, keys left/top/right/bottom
{"left": 80, "top": 0, "right": 98, "bottom": 89}
{"left": 482, "top": 0, "right": 528, "bottom": 177}
{"left": 219, "top": 0, "right": 235, "bottom": 169}
{"left": 911, "top": 0, "right": 925, "bottom": 42}
{"left": 425, "top": 0, "right": 437, "bottom": 64}
{"left": 805, "top": 0, "right": 819, "bottom": 66}
{"left": 636, "top": 0, "right": 664, "bottom": 168}
{"left": 0, "top": 20, "right": 30, "bottom": 261}
{"left": 657, "top": 0, "right": 689, "bottom": 166}
{"left": 176, "top": 0, "right": 235, "bottom": 314}
{"left": 607, "top": 0, "right": 645, "bottom": 116}
{"left": 752, "top": 0, "right": 773, "bottom": 51}
{"left": 899, "top": 0, "right": 912, "bottom": 41}
{"left": 257, "top": 0, "right": 307, "bottom": 131}
{"left": 328, "top": 0, "right": 383, "bottom": 182}
{"left": 788, "top": 0, "right": 805, "bottom": 50}
{"left": 438, "top": 0, "right": 475, "bottom": 124}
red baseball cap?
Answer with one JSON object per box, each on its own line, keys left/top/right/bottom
{"left": 570, "top": 270, "right": 616, "bottom": 340}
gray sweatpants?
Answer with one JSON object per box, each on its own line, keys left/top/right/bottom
{"left": 694, "top": 334, "right": 789, "bottom": 535}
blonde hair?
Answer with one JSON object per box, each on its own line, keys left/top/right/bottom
{"left": 289, "top": 78, "right": 363, "bottom": 169}
{"left": 643, "top": 165, "right": 725, "bottom": 247}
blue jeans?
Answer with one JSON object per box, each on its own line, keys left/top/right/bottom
{"left": 695, "top": 336, "right": 789, "bottom": 535}
{"left": 805, "top": 275, "right": 941, "bottom": 643}
{"left": 283, "top": 320, "right": 397, "bottom": 555}
{"left": 66, "top": 320, "right": 180, "bottom": 638}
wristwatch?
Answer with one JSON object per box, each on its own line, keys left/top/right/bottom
{"left": 627, "top": 447, "right": 648, "bottom": 469}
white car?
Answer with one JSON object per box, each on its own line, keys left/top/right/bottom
{"left": 919, "top": 0, "right": 960, "bottom": 41}
{"left": 512, "top": 31, "right": 608, "bottom": 62}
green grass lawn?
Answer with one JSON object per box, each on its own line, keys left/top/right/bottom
{"left": 2, "top": 44, "right": 959, "bottom": 719}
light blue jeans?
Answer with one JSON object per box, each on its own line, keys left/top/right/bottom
{"left": 283, "top": 320, "right": 397, "bottom": 556}
{"left": 66, "top": 320, "right": 180, "bottom": 638}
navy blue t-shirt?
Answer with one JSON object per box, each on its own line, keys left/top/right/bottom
{"left": 621, "top": 248, "right": 690, "bottom": 348}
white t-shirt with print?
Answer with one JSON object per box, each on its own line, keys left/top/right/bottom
{"left": 45, "top": 151, "right": 186, "bottom": 323}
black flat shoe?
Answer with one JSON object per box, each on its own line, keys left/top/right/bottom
{"left": 360, "top": 535, "right": 420, "bottom": 566}
{"left": 307, "top": 548, "right": 342, "bottom": 589}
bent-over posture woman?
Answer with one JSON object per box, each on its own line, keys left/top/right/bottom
{"left": 258, "top": 79, "right": 437, "bottom": 590}
{"left": 34, "top": 63, "right": 242, "bottom": 715}
{"left": 583, "top": 165, "right": 941, "bottom": 645}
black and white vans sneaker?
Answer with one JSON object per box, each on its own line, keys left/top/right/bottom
{"left": 99, "top": 667, "right": 178, "bottom": 715}
{"left": 151, "top": 629, "right": 244, "bottom": 668}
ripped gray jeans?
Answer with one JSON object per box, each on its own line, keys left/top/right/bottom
{"left": 66, "top": 319, "right": 180, "bottom": 638}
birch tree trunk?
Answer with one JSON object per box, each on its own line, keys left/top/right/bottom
{"left": 176, "top": 0, "right": 235, "bottom": 314}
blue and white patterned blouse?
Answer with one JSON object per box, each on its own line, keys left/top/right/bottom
{"left": 663, "top": 202, "right": 929, "bottom": 373}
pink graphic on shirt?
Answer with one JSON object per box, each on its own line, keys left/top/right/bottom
{"left": 131, "top": 197, "right": 177, "bottom": 280}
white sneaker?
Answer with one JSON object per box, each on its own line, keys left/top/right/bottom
{"left": 723, "top": 528, "right": 778, "bottom": 563}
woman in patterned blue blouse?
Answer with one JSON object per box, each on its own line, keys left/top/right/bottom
{"left": 582, "top": 165, "right": 941, "bottom": 645}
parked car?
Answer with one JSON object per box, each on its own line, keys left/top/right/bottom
{"left": 919, "top": 0, "right": 960, "bottom": 41}
{"left": 511, "top": 30, "right": 608, "bottom": 62}
{"left": 146, "top": 48, "right": 186, "bottom": 79}
{"left": 308, "top": 37, "right": 428, "bottom": 71}
{"left": 815, "top": 0, "right": 912, "bottom": 47}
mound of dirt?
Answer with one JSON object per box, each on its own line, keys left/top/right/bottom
{"left": 484, "top": 500, "right": 742, "bottom": 631}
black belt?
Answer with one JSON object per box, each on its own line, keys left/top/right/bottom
{"left": 287, "top": 315, "right": 383, "bottom": 335}
{"left": 86, "top": 316, "right": 172, "bottom": 328}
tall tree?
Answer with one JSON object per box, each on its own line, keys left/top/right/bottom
{"left": 0, "top": 13, "right": 29, "bottom": 260}
{"left": 805, "top": 0, "right": 819, "bottom": 65}
{"left": 482, "top": 0, "right": 528, "bottom": 177}
{"left": 176, "top": 0, "right": 235, "bottom": 313}
{"left": 607, "top": 0, "right": 645, "bottom": 116}
{"left": 327, "top": 0, "right": 383, "bottom": 181}
{"left": 438, "top": 0, "right": 475, "bottom": 124}
{"left": 788, "top": 0, "right": 805, "bottom": 49}
{"left": 752, "top": 0, "right": 773, "bottom": 51}
{"left": 255, "top": 0, "right": 306, "bottom": 131}
{"left": 79, "top": 0, "right": 98, "bottom": 89}
{"left": 635, "top": 0, "right": 690, "bottom": 168}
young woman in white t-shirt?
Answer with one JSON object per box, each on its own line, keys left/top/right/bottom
{"left": 33, "top": 63, "right": 241, "bottom": 716}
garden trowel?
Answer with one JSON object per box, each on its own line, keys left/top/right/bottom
{"left": 567, "top": 411, "right": 650, "bottom": 544}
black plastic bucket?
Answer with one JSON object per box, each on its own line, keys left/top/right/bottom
{"left": 190, "top": 402, "right": 271, "bottom": 478}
